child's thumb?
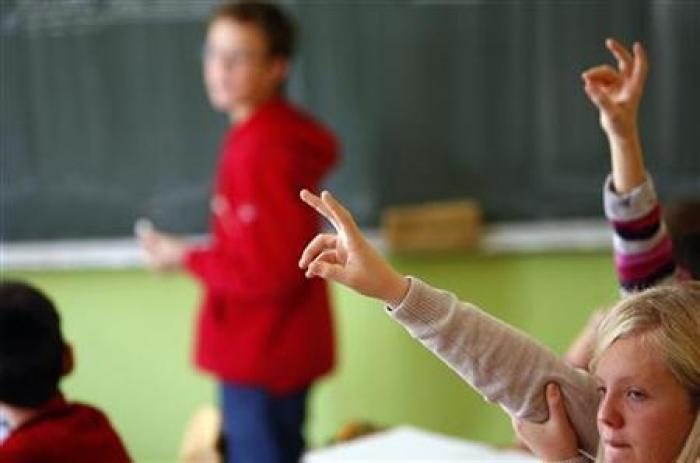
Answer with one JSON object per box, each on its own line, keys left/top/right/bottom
{"left": 546, "top": 383, "right": 566, "bottom": 422}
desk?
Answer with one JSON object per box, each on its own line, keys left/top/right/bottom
{"left": 304, "top": 426, "right": 538, "bottom": 462}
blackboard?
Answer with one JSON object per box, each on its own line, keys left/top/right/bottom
{"left": 2, "top": 0, "right": 699, "bottom": 241}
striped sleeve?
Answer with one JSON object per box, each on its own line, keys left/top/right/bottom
{"left": 603, "top": 174, "right": 680, "bottom": 294}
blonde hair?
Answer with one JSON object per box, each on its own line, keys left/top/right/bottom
{"left": 591, "top": 281, "right": 700, "bottom": 462}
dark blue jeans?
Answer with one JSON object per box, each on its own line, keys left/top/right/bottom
{"left": 220, "top": 382, "right": 308, "bottom": 463}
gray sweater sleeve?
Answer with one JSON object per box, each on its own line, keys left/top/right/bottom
{"left": 386, "top": 277, "right": 600, "bottom": 456}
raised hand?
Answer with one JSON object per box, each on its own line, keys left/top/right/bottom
{"left": 582, "top": 39, "right": 648, "bottom": 193}
{"left": 299, "top": 189, "right": 409, "bottom": 306}
{"left": 582, "top": 39, "right": 648, "bottom": 139}
{"left": 512, "top": 383, "right": 580, "bottom": 461}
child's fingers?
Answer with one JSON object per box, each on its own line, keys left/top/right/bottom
{"left": 299, "top": 233, "right": 337, "bottom": 268}
{"left": 300, "top": 189, "right": 339, "bottom": 230}
{"left": 511, "top": 417, "right": 539, "bottom": 446}
{"left": 134, "top": 218, "right": 155, "bottom": 239}
{"left": 581, "top": 65, "right": 619, "bottom": 84}
{"left": 606, "top": 38, "right": 633, "bottom": 75}
{"left": 583, "top": 83, "right": 612, "bottom": 111}
{"left": 140, "top": 233, "right": 161, "bottom": 253}
{"left": 630, "top": 41, "right": 649, "bottom": 92}
{"left": 305, "top": 259, "right": 344, "bottom": 282}
{"left": 315, "top": 249, "right": 341, "bottom": 265}
{"left": 320, "top": 191, "right": 362, "bottom": 240}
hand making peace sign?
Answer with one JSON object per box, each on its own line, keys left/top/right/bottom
{"left": 298, "top": 189, "right": 410, "bottom": 306}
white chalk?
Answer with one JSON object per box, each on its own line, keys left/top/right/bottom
{"left": 134, "top": 218, "right": 154, "bottom": 238}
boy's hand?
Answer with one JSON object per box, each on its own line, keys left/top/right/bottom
{"left": 512, "top": 383, "right": 580, "bottom": 461}
{"left": 137, "top": 226, "right": 188, "bottom": 273}
{"left": 299, "top": 190, "right": 409, "bottom": 306}
{"left": 582, "top": 39, "right": 648, "bottom": 141}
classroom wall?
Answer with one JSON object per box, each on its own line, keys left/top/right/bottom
{"left": 7, "top": 251, "right": 619, "bottom": 462}
{"left": 5, "top": 1, "right": 699, "bottom": 240}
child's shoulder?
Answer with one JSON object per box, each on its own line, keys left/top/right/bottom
{"left": 1, "top": 400, "right": 129, "bottom": 462}
{"left": 263, "top": 99, "right": 325, "bottom": 130}
{"left": 274, "top": 101, "right": 337, "bottom": 147}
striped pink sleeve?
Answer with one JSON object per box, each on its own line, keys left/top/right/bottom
{"left": 603, "top": 174, "right": 687, "bottom": 294}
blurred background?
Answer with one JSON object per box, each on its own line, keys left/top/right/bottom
{"left": 1, "top": 1, "right": 699, "bottom": 462}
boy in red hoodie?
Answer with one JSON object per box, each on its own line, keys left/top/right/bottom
{"left": 139, "top": 2, "right": 338, "bottom": 461}
{"left": 0, "top": 281, "right": 130, "bottom": 463}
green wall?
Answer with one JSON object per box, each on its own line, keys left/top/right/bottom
{"left": 5, "top": 251, "right": 619, "bottom": 462}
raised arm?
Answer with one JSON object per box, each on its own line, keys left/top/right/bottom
{"left": 299, "top": 190, "right": 600, "bottom": 456}
{"left": 584, "top": 39, "right": 678, "bottom": 293}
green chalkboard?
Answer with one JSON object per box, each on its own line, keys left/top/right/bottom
{"left": 2, "top": 0, "right": 699, "bottom": 241}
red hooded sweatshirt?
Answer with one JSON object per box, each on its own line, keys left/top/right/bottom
{"left": 0, "top": 394, "right": 130, "bottom": 463}
{"left": 184, "top": 98, "right": 338, "bottom": 394}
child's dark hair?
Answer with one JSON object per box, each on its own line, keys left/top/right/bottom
{"left": 0, "top": 281, "right": 66, "bottom": 407}
{"left": 666, "top": 199, "right": 700, "bottom": 279}
{"left": 209, "top": 1, "right": 296, "bottom": 59}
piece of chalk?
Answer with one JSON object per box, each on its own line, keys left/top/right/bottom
{"left": 134, "top": 218, "right": 154, "bottom": 237}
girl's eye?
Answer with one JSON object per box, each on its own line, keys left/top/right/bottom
{"left": 627, "top": 389, "right": 647, "bottom": 401}
{"left": 596, "top": 386, "right": 607, "bottom": 397}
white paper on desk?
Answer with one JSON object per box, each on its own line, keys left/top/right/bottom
{"left": 303, "top": 425, "right": 538, "bottom": 462}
